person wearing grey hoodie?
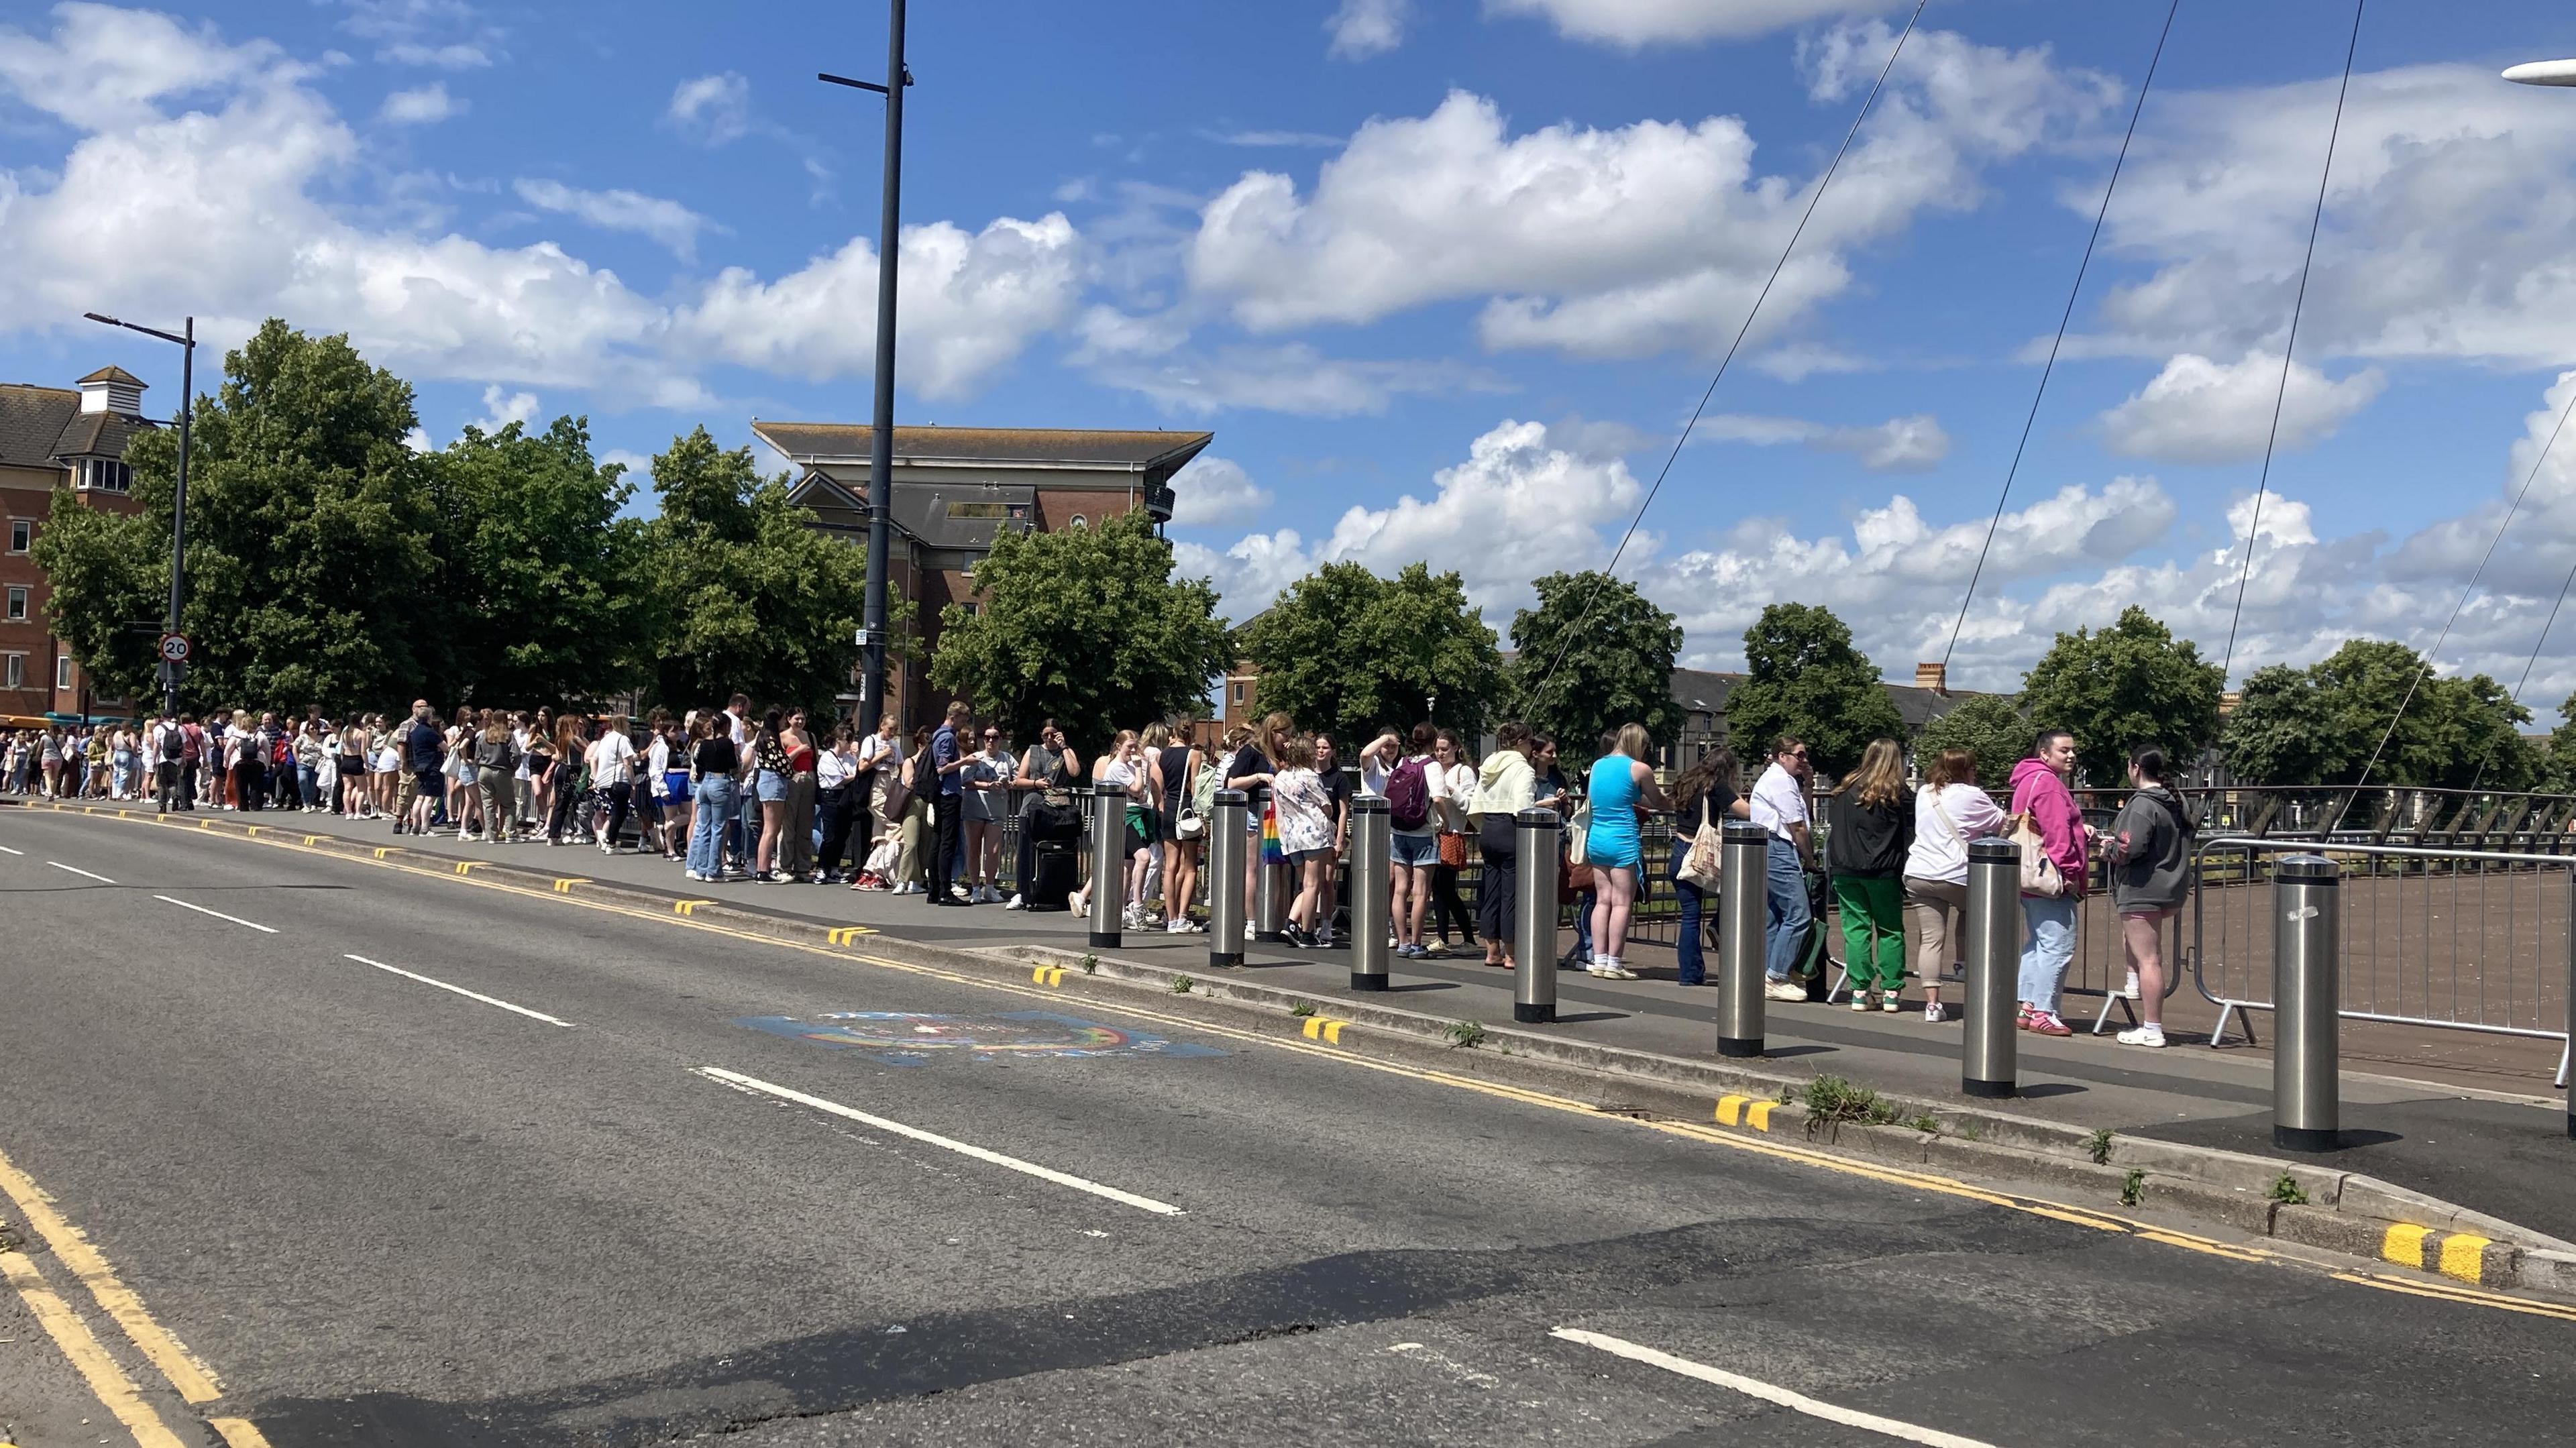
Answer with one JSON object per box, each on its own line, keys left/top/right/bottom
{"left": 2105, "top": 745, "right": 2192, "bottom": 1048}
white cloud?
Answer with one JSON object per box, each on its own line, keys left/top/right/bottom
{"left": 1326, "top": 0, "right": 1409, "bottom": 60}
{"left": 0, "top": 7, "right": 1083, "bottom": 407}
{"left": 1486, "top": 0, "right": 1908, "bottom": 47}
{"left": 381, "top": 42, "right": 487, "bottom": 69}
{"left": 1168, "top": 455, "right": 1272, "bottom": 526}
{"left": 1202, "top": 129, "right": 1344, "bottom": 148}
{"left": 1186, "top": 29, "right": 2112, "bottom": 358}
{"left": 2076, "top": 64, "right": 2576, "bottom": 370}
{"left": 679, "top": 215, "right": 1085, "bottom": 400}
{"left": 378, "top": 81, "right": 460, "bottom": 125}
{"left": 667, "top": 71, "right": 751, "bottom": 146}
{"left": 468, "top": 383, "right": 536, "bottom": 433}
{"left": 513, "top": 177, "right": 720, "bottom": 260}
{"left": 336, "top": 0, "right": 496, "bottom": 69}
{"left": 1082, "top": 337, "right": 1507, "bottom": 418}
{"left": 2098, "top": 352, "right": 2385, "bottom": 465}
{"left": 1699, "top": 411, "right": 1949, "bottom": 471}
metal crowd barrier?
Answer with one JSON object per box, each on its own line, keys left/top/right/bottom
{"left": 2190, "top": 836, "right": 2575, "bottom": 1085}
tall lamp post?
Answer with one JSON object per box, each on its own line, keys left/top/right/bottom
{"left": 81, "top": 311, "right": 193, "bottom": 719}
{"left": 2504, "top": 58, "right": 2576, "bottom": 86}
{"left": 821, "top": 1, "right": 912, "bottom": 729}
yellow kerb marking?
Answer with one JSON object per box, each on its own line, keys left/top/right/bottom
{"left": 304, "top": 834, "right": 322, "bottom": 846}
{"left": 2381, "top": 1223, "right": 2431, "bottom": 1270}
{"left": 241, "top": 826, "right": 258, "bottom": 837}
{"left": 453, "top": 861, "right": 480, "bottom": 876}
{"left": 373, "top": 846, "right": 395, "bottom": 858}
{"left": 828, "top": 926, "right": 874, "bottom": 944}
{"left": 1745, "top": 1101, "right": 1774, "bottom": 1131}
{"left": 1031, "top": 964, "right": 1066, "bottom": 986}
{"left": 1714, "top": 1095, "right": 1747, "bottom": 1127}
{"left": 1299, "top": 1017, "right": 1348, "bottom": 1043}
{"left": 0, "top": 1148, "right": 221, "bottom": 1403}
{"left": 674, "top": 899, "right": 714, "bottom": 916}
{"left": 0, "top": 1252, "right": 188, "bottom": 1448}
{"left": 2438, "top": 1233, "right": 2493, "bottom": 1284}
{"left": 553, "top": 877, "right": 589, "bottom": 893}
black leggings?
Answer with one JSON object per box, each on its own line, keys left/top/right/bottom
{"left": 597, "top": 780, "right": 631, "bottom": 846}
{"left": 816, "top": 785, "right": 855, "bottom": 875}
{"left": 1476, "top": 816, "right": 1517, "bottom": 948}
{"left": 1431, "top": 849, "right": 1474, "bottom": 943}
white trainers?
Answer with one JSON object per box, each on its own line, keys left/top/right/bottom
{"left": 2116, "top": 1025, "right": 2167, "bottom": 1049}
{"left": 1764, "top": 979, "right": 1808, "bottom": 1003}
{"left": 1006, "top": 894, "right": 1026, "bottom": 910}
{"left": 1923, "top": 999, "right": 1947, "bottom": 1024}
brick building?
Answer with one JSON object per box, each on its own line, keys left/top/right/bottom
{"left": 0, "top": 367, "right": 153, "bottom": 724}
{"left": 750, "top": 422, "right": 1212, "bottom": 728}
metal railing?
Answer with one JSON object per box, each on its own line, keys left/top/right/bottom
{"left": 2107, "top": 785, "right": 2576, "bottom": 853}
{"left": 2190, "top": 836, "right": 2574, "bottom": 1085}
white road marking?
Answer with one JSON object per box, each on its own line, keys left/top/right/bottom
{"left": 151, "top": 896, "right": 278, "bottom": 934}
{"left": 693, "top": 1066, "right": 1183, "bottom": 1216}
{"left": 45, "top": 861, "right": 114, "bottom": 883}
{"left": 1550, "top": 1328, "right": 2003, "bottom": 1448}
{"left": 0, "top": 844, "right": 23, "bottom": 854}
{"left": 343, "top": 954, "right": 575, "bottom": 1028}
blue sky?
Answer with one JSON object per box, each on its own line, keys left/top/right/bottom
{"left": 9, "top": 1, "right": 2576, "bottom": 712}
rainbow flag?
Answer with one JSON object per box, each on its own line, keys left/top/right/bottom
{"left": 1260, "top": 797, "right": 1285, "bottom": 865}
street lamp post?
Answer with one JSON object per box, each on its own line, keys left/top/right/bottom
{"left": 2503, "top": 59, "right": 2576, "bottom": 87}
{"left": 821, "top": 1, "right": 912, "bottom": 731}
{"left": 81, "top": 312, "right": 193, "bottom": 720}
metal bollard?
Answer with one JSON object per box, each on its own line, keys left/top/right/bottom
{"left": 2273, "top": 853, "right": 2341, "bottom": 1152}
{"left": 1962, "top": 838, "right": 2020, "bottom": 1099}
{"left": 1716, "top": 819, "right": 1769, "bottom": 1058}
{"left": 1513, "top": 808, "right": 1560, "bottom": 1024}
{"left": 1251, "top": 788, "right": 1291, "bottom": 943}
{"left": 1348, "top": 795, "right": 1391, "bottom": 991}
{"left": 1087, "top": 782, "right": 1125, "bottom": 948}
{"left": 1207, "top": 789, "right": 1247, "bottom": 969}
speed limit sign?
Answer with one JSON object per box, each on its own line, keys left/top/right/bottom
{"left": 158, "top": 632, "right": 191, "bottom": 663}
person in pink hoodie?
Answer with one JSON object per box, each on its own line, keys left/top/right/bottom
{"left": 2009, "top": 730, "right": 2092, "bottom": 1037}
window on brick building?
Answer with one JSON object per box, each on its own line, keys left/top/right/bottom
{"left": 2, "top": 655, "right": 20, "bottom": 689}
{"left": 7, "top": 520, "right": 27, "bottom": 553}
{"left": 55, "top": 655, "right": 71, "bottom": 690}
{"left": 4, "top": 587, "right": 24, "bottom": 621}
{"left": 76, "top": 459, "right": 131, "bottom": 493}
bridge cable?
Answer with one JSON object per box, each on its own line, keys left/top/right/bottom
{"left": 1508, "top": 1, "right": 1925, "bottom": 719}
{"left": 2218, "top": 0, "right": 2364, "bottom": 683}
{"left": 1939, "top": 0, "right": 2180, "bottom": 674}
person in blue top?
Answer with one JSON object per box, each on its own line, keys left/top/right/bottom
{"left": 924, "top": 701, "right": 972, "bottom": 906}
{"left": 1583, "top": 722, "right": 1669, "bottom": 980}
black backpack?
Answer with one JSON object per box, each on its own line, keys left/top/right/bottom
{"left": 159, "top": 726, "right": 183, "bottom": 762}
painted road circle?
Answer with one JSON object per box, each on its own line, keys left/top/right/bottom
{"left": 737, "top": 1011, "right": 1226, "bottom": 1068}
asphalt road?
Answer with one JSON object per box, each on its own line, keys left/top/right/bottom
{"left": 1, "top": 807, "right": 2571, "bottom": 1447}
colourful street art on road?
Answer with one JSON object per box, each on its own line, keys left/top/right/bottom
{"left": 735, "top": 1010, "right": 1228, "bottom": 1068}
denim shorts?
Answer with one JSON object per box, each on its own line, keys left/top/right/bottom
{"left": 755, "top": 769, "right": 789, "bottom": 803}
{"left": 1392, "top": 831, "right": 1439, "bottom": 867}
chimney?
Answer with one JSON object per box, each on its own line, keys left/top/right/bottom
{"left": 75, "top": 366, "right": 146, "bottom": 417}
{"left": 1914, "top": 661, "right": 1947, "bottom": 693}
{"left": 2220, "top": 689, "right": 2243, "bottom": 717}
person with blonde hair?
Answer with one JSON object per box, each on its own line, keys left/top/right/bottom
{"left": 1583, "top": 722, "right": 1668, "bottom": 979}
{"left": 1827, "top": 737, "right": 1913, "bottom": 1011}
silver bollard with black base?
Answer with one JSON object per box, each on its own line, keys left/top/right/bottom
{"left": 1207, "top": 789, "right": 1248, "bottom": 969}
{"left": 1716, "top": 818, "right": 1769, "bottom": 1058}
{"left": 1251, "top": 788, "right": 1291, "bottom": 944}
{"left": 1962, "top": 837, "right": 2020, "bottom": 1099}
{"left": 1087, "top": 782, "right": 1124, "bottom": 949}
{"left": 1348, "top": 795, "right": 1391, "bottom": 991}
{"left": 1512, "top": 807, "right": 1560, "bottom": 1023}
{"left": 2273, "top": 852, "right": 2341, "bottom": 1153}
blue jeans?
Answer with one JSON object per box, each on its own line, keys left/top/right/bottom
{"left": 1674, "top": 875, "right": 1709, "bottom": 985}
{"left": 689, "top": 777, "right": 737, "bottom": 877}
{"left": 1763, "top": 837, "right": 1810, "bottom": 981}
{"left": 2020, "top": 896, "right": 2078, "bottom": 1013}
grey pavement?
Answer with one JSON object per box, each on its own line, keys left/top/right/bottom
{"left": 1, "top": 804, "right": 2573, "bottom": 1446}
{"left": 234, "top": 801, "right": 2576, "bottom": 1243}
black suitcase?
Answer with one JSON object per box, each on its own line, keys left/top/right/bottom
{"left": 1026, "top": 841, "right": 1078, "bottom": 911}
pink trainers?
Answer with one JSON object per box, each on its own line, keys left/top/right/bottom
{"left": 2025, "top": 1009, "right": 2074, "bottom": 1038}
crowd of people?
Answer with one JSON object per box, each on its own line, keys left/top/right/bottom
{"left": 3, "top": 699, "right": 2190, "bottom": 1049}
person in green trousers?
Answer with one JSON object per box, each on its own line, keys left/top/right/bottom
{"left": 1825, "top": 738, "right": 1915, "bottom": 1011}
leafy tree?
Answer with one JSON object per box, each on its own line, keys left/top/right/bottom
{"left": 930, "top": 509, "right": 1230, "bottom": 750}
{"left": 37, "top": 319, "right": 451, "bottom": 712}
{"left": 1507, "top": 570, "right": 1680, "bottom": 764}
{"left": 2017, "top": 606, "right": 2224, "bottom": 785}
{"left": 2217, "top": 640, "right": 2533, "bottom": 788}
{"left": 2534, "top": 691, "right": 2576, "bottom": 795}
{"left": 639, "top": 427, "right": 872, "bottom": 714}
{"left": 1236, "top": 561, "right": 1503, "bottom": 747}
{"left": 1913, "top": 691, "right": 2031, "bottom": 787}
{"left": 435, "top": 416, "right": 643, "bottom": 706}
{"left": 1723, "top": 602, "right": 1902, "bottom": 776}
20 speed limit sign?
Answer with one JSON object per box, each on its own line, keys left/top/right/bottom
{"left": 158, "top": 632, "right": 191, "bottom": 663}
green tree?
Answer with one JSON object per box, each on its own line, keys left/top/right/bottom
{"left": 930, "top": 509, "right": 1230, "bottom": 749}
{"left": 2535, "top": 691, "right": 2576, "bottom": 794}
{"left": 1236, "top": 561, "right": 1503, "bottom": 747}
{"left": 36, "top": 319, "right": 451, "bottom": 712}
{"left": 639, "top": 427, "right": 873, "bottom": 714}
{"left": 2216, "top": 664, "right": 2334, "bottom": 785}
{"left": 1507, "top": 571, "right": 1680, "bottom": 764}
{"left": 2217, "top": 640, "right": 2533, "bottom": 788}
{"left": 435, "top": 416, "right": 642, "bottom": 706}
{"left": 2018, "top": 606, "right": 2224, "bottom": 785}
{"left": 1913, "top": 691, "right": 2031, "bottom": 786}
{"left": 1723, "top": 602, "right": 1902, "bottom": 776}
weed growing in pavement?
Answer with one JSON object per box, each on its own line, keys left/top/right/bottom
{"left": 1080, "top": 953, "right": 1099, "bottom": 975}
{"left": 2121, "top": 1170, "right": 2147, "bottom": 1208}
{"left": 1445, "top": 1020, "right": 1487, "bottom": 1049}
{"left": 1802, "top": 1075, "right": 1896, "bottom": 1130}
{"left": 1958, "top": 1120, "right": 1984, "bottom": 1143}
{"left": 2267, "top": 1172, "right": 2310, "bottom": 1206}
{"left": 1171, "top": 974, "right": 1195, "bottom": 994}
{"left": 1290, "top": 1001, "right": 1316, "bottom": 1018}
{"left": 1776, "top": 1082, "right": 1798, "bottom": 1105}
{"left": 1909, "top": 1114, "right": 1941, "bottom": 1135}
{"left": 2087, "top": 1129, "right": 2114, "bottom": 1166}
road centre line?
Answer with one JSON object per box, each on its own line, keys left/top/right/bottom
{"left": 693, "top": 1066, "right": 1184, "bottom": 1217}
{"left": 46, "top": 860, "right": 115, "bottom": 883}
{"left": 153, "top": 895, "right": 278, "bottom": 933}
{"left": 58, "top": 807, "right": 2576, "bottom": 1323}
{"left": 1551, "top": 1327, "right": 2002, "bottom": 1448}
{"left": 344, "top": 954, "right": 575, "bottom": 1027}
{"left": 0, "top": 842, "right": 23, "bottom": 854}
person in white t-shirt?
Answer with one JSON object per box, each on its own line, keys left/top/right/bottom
{"left": 1748, "top": 736, "right": 1815, "bottom": 1001}
{"left": 586, "top": 718, "right": 639, "bottom": 854}
{"left": 1902, "top": 746, "right": 2008, "bottom": 1023}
